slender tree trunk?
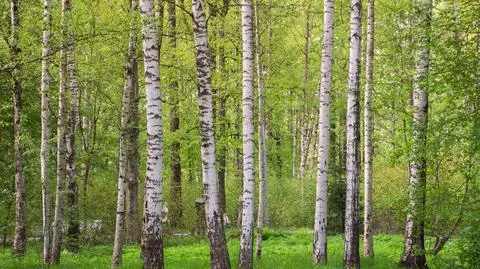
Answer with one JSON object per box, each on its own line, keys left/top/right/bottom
{"left": 299, "top": 6, "right": 311, "bottom": 180}
{"left": 51, "top": 0, "right": 70, "bottom": 263}
{"left": 167, "top": 0, "right": 182, "bottom": 229}
{"left": 254, "top": 0, "right": 268, "bottom": 258}
{"left": 140, "top": 0, "right": 165, "bottom": 268}
{"left": 126, "top": 1, "right": 141, "bottom": 243}
{"left": 112, "top": 0, "right": 138, "bottom": 266}
{"left": 344, "top": 0, "right": 362, "bottom": 268}
{"left": 239, "top": 0, "right": 255, "bottom": 268}
{"left": 216, "top": 0, "right": 230, "bottom": 217}
{"left": 400, "top": 1, "right": 431, "bottom": 268}
{"left": 40, "top": 0, "right": 52, "bottom": 263}
{"left": 191, "top": 1, "right": 231, "bottom": 268}
{"left": 65, "top": 4, "right": 80, "bottom": 251}
{"left": 312, "top": 0, "right": 334, "bottom": 265}
{"left": 363, "top": 0, "right": 375, "bottom": 258}
{"left": 10, "top": 0, "right": 26, "bottom": 258}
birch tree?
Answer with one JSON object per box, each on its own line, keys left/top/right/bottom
{"left": 312, "top": 0, "right": 334, "bottom": 265}
{"left": 140, "top": 0, "right": 165, "bottom": 267}
{"left": 239, "top": 0, "right": 255, "bottom": 268}
{"left": 254, "top": 0, "right": 268, "bottom": 258}
{"left": 51, "top": 0, "right": 69, "bottom": 263}
{"left": 11, "top": 0, "right": 26, "bottom": 257}
{"left": 344, "top": 0, "right": 362, "bottom": 267}
{"left": 112, "top": 0, "right": 138, "bottom": 266}
{"left": 191, "top": 0, "right": 231, "bottom": 267}
{"left": 363, "top": 0, "right": 375, "bottom": 258}
{"left": 400, "top": 0, "right": 431, "bottom": 268}
{"left": 40, "top": 0, "right": 52, "bottom": 263}
{"left": 167, "top": 0, "right": 182, "bottom": 228}
{"left": 65, "top": 4, "right": 81, "bottom": 251}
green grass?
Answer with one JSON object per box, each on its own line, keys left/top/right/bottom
{"left": 0, "top": 229, "right": 458, "bottom": 268}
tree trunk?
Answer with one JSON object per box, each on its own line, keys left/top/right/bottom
{"left": 167, "top": 0, "right": 183, "bottom": 229}
{"left": 51, "top": 0, "right": 69, "bottom": 263}
{"left": 363, "top": 0, "right": 374, "bottom": 258}
{"left": 191, "top": 1, "right": 231, "bottom": 268}
{"left": 299, "top": 6, "right": 311, "bottom": 180}
{"left": 312, "top": 0, "right": 334, "bottom": 265}
{"left": 112, "top": 0, "right": 138, "bottom": 266}
{"left": 216, "top": 0, "right": 230, "bottom": 217}
{"left": 140, "top": 0, "right": 165, "bottom": 268}
{"left": 400, "top": 1, "right": 431, "bottom": 268}
{"left": 344, "top": 0, "right": 362, "bottom": 268}
{"left": 40, "top": 0, "right": 52, "bottom": 263}
{"left": 65, "top": 5, "right": 80, "bottom": 251}
{"left": 239, "top": 0, "right": 255, "bottom": 268}
{"left": 254, "top": 0, "right": 268, "bottom": 258}
{"left": 10, "top": 0, "right": 26, "bottom": 258}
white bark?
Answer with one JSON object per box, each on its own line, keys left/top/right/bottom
{"left": 112, "top": 1, "right": 138, "bottom": 266}
{"left": 344, "top": 0, "right": 362, "bottom": 268}
{"left": 363, "top": 0, "right": 374, "bottom": 258}
{"left": 140, "top": 0, "right": 164, "bottom": 268}
{"left": 239, "top": 0, "right": 255, "bottom": 268}
{"left": 40, "top": 0, "right": 52, "bottom": 263}
{"left": 254, "top": 0, "right": 268, "bottom": 258}
{"left": 51, "top": 0, "right": 69, "bottom": 263}
{"left": 191, "top": 1, "right": 231, "bottom": 268}
{"left": 400, "top": 1, "right": 431, "bottom": 268}
{"left": 312, "top": 0, "right": 334, "bottom": 265}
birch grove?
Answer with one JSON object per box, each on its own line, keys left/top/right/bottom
{"left": 312, "top": 0, "right": 334, "bottom": 265}
{"left": 344, "top": 0, "right": 362, "bottom": 267}
{"left": 191, "top": 0, "right": 231, "bottom": 268}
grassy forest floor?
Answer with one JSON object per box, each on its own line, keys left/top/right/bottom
{"left": 0, "top": 228, "right": 459, "bottom": 268}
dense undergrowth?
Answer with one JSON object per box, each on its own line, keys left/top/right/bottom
{"left": 0, "top": 228, "right": 460, "bottom": 268}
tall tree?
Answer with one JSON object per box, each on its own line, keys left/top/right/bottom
{"left": 344, "top": 0, "right": 362, "bottom": 268}
{"left": 51, "top": 0, "right": 69, "bottom": 263}
{"left": 363, "top": 0, "right": 375, "bottom": 258}
{"left": 191, "top": 0, "right": 231, "bottom": 268}
{"left": 65, "top": 0, "right": 80, "bottom": 252}
{"left": 126, "top": 0, "right": 141, "bottom": 245}
{"left": 216, "top": 0, "right": 230, "bottom": 218}
{"left": 140, "top": 0, "right": 165, "bottom": 267}
{"left": 40, "top": 0, "right": 52, "bottom": 263}
{"left": 254, "top": 0, "right": 268, "bottom": 258}
{"left": 239, "top": 0, "right": 255, "bottom": 268}
{"left": 11, "top": 0, "right": 26, "bottom": 257}
{"left": 312, "top": 0, "right": 334, "bottom": 265}
{"left": 400, "top": 0, "right": 431, "bottom": 268}
{"left": 112, "top": 0, "right": 138, "bottom": 266}
{"left": 167, "top": 0, "right": 183, "bottom": 229}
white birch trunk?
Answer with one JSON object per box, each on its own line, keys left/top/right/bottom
{"left": 140, "top": 0, "right": 165, "bottom": 268}
{"left": 400, "top": 1, "right": 431, "bottom": 268}
{"left": 10, "top": 0, "right": 27, "bottom": 258}
{"left": 312, "top": 0, "right": 334, "bottom": 265}
{"left": 112, "top": 0, "right": 138, "bottom": 266}
{"left": 344, "top": 0, "right": 362, "bottom": 268}
{"left": 191, "top": 1, "right": 231, "bottom": 268}
{"left": 254, "top": 0, "right": 268, "bottom": 258}
{"left": 239, "top": 0, "right": 255, "bottom": 268}
{"left": 51, "top": 0, "right": 69, "bottom": 262}
{"left": 363, "top": 0, "right": 375, "bottom": 258}
{"left": 40, "top": 0, "right": 52, "bottom": 263}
